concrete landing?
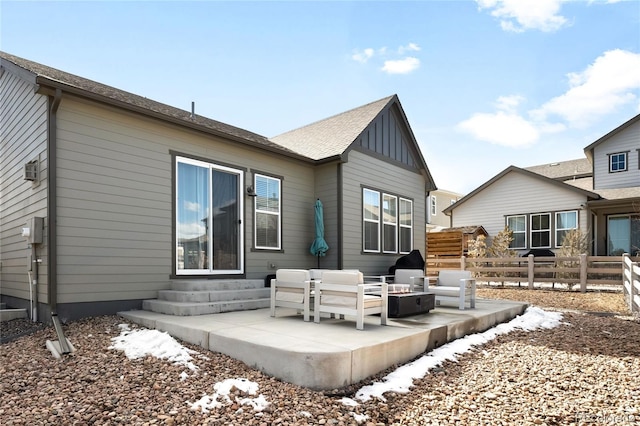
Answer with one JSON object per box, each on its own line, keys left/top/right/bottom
{"left": 119, "top": 299, "right": 527, "bottom": 390}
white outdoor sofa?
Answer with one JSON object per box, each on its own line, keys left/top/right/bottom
{"left": 314, "top": 270, "right": 388, "bottom": 330}
{"left": 270, "top": 269, "right": 313, "bottom": 321}
{"left": 426, "top": 270, "right": 476, "bottom": 310}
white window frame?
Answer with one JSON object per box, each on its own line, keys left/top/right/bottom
{"left": 382, "top": 194, "right": 398, "bottom": 254}
{"left": 609, "top": 152, "right": 627, "bottom": 173}
{"left": 363, "top": 188, "right": 380, "bottom": 253}
{"left": 254, "top": 174, "right": 281, "bottom": 250}
{"left": 399, "top": 198, "right": 413, "bottom": 254}
{"left": 555, "top": 210, "right": 578, "bottom": 248}
{"left": 530, "top": 213, "right": 551, "bottom": 248}
{"left": 430, "top": 195, "right": 437, "bottom": 216}
{"left": 507, "top": 215, "right": 526, "bottom": 249}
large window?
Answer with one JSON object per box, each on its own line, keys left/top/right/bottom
{"left": 608, "top": 214, "right": 640, "bottom": 256}
{"left": 555, "top": 211, "right": 578, "bottom": 247}
{"left": 363, "top": 188, "right": 412, "bottom": 254}
{"left": 363, "top": 189, "right": 380, "bottom": 252}
{"left": 609, "top": 152, "right": 627, "bottom": 172}
{"left": 507, "top": 215, "right": 526, "bottom": 249}
{"left": 530, "top": 213, "right": 551, "bottom": 248}
{"left": 254, "top": 174, "right": 281, "bottom": 250}
{"left": 383, "top": 194, "right": 397, "bottom": 253}
{"left": 399, "top": 198, "right": 413, "bottom": 254}
{"left": 176, "top": 156, "right": 243, "bottom": 275}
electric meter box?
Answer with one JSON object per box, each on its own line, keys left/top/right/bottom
{"left": 25, "top": 217, "right": 44, "bottom": 244}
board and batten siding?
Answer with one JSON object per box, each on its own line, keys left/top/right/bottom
{"left": 451, "top": 171, "right": 588, "bottom": 249}
{"left": 592, "top": 119, "right": 640, "bottom": 190}
{"left": 54, "top": 96, "right": 316, "bottom": 303}
{"left": 341, "top": 150, "right": 426, "bottom": 275}
{"left": 0, "top": 69, "right": 49, "bottom": 304}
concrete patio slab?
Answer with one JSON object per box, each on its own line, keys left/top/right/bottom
{"left": 119, "top": 298, "right": 527, "bottom": 390}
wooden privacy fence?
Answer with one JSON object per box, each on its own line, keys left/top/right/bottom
{"left": 622, "top": 254, "right": 640, "bottom": 313}
{"left": 426, "top": 254, "right": 640, "bottom": 293}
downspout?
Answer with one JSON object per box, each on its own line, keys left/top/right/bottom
{"left": 337, "top": 162, "right": 343, "bottom": 269}
{"left": 47, "top": 88, "right": 71, "bottom": 354}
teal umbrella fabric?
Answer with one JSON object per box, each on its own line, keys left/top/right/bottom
{"left": 310, "top": 199, "right": 329, "bottom": 266}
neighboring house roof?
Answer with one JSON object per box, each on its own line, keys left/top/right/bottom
{"left": 565, "top": 177, "right": 640, "bottom": 200}
{"left": 525, "top": 158, "right": 591, "bottom": 180}
{"left": 270, "top": 96, "right": 394, "bottom": 160}
{"left": 0, "top": 51, "right": 304, "bottom": 160}
{"left": 439, "top": 225, "right": 488, "bottom": 235}
{"left": 443, "top": 165, "right": 601, "bottom": 215}
{"left": 583, "top": 113, "right": 640, "bottom": 163}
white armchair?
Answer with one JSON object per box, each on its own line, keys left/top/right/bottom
{"left": 314, "top": 270, "right": 388, "bottom": 330}
{"left": 391, "top": 269, "right": 427, "bottom": 292}
{"left": 426, "top": 270, "right": 476, "bottom": 310}
{"left": 270, "top": 269, "right": 313, "bottom": 321}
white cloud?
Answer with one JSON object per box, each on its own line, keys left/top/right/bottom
{"left": 458, "top": 110, "right": 539, "bottom": 148}
{"left": 352, "top": 43, "right": 421, "bottom": 75}
{"left": 476, "top": 0, "right": 569, "bottom": 32}
{"left": 352, "top": 48, "right": 375, "bottom": 64}
{"left": 533, "top": 49, "right": 640, "bottom": 127}
{"left": 381, "top": 57, "right": 420, "bottom": 75}
{"left": 495, "top": 94, "right": 525, "bottom": 112}
{"left": 398, "top": 43, "right": 421, "bottom": 54}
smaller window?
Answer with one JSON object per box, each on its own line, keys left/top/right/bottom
{"left": 430, "top": 196, "right": 437, "bottom": 216}
{"left": 254, "top": 174, "right": 281, "bottom": 250}
{"left": 399, "top": 198, "right": 413, "bottom": 254}
{"left": 530, "top": 213, "right": 551, "bottom": 248}
{"left": 383, "top": 194, "right": 397, "bottom": 253}
{"left": 609, "top": 152, "right": 627, "bottom": 172}
{"left": 507, "top": 215, "right": 526, "bottom": 249}
{"left": 556, "top": 211, "right": 578, "bottom": 248}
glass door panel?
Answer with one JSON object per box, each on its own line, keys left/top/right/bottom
{"left": 177, "top": 162, "right": 210, "bottom": 272}
{"left": 607, "top": 216, "right": 630, "bottom": 256}
{"left": 211, "top": 170, "right": 239, "bottom": 271}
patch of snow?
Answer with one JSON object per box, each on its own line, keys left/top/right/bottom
{"left": 188, "top": 378, "right": 270, "bottom": 413}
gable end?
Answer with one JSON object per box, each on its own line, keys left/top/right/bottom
{"left": 354, "top": 104, "right": 417, "bottom": 170}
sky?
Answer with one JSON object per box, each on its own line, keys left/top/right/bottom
{"left": 108, "top": 307, "right": 564, "bottom": 423}
{"left": 1, "top": 0, "right": 639, "bottom": 194}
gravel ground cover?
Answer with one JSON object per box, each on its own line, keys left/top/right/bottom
{"left": 1, "top": 288, "right": 638, "bottom": 425}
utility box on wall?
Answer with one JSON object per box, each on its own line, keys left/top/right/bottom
{"left": 22, "top": 217, "right": 44, "bottom": 244}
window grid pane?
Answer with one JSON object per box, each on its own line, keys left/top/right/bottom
{"left": 507, "top": 215, "right": 526, "bottom": 249}
{"left": 254, "top": 175, "right": 281, "bottom": 250}
{"left": 363, "top": 189, "right": 380, "bottom": 252}
{"left": 530, "top": 213, "right": 551, "bottom": 248}
{"left": 556, "top": 211, "right": 578, "bottom": 247}
{"left": 399, "top": 198, "right": 413, "bottom": 253}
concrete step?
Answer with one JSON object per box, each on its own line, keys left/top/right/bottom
{"left": 0, "top": 308, "right": 28, "bottom": 322}
{"left": 171, "top": 279, "right": 265, "bottom": 291}
{"left": 158, "top": 288, "right": 270, "bottom": 303}
{"left": 142, "top": 298, "right": 270, "bottom": 316}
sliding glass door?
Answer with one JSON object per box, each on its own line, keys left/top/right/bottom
{"left": 607, "top": 214, "right": 640, "bottom": 256}
{"left": 176, "top": 157, "right": 243, "bottom": 275}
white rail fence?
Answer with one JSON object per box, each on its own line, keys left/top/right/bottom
{"left": 426, "top": 254, "right": 640, "bottom": 297}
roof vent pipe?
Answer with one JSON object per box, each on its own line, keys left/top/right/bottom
{"left": 191, "top": 101, "right": 195, "bottom": 120}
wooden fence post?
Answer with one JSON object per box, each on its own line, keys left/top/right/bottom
{"left": 528, "top": 254, "right": 534, "bottom": 289}
{"left": 580, "top": 253, "right": 588, "bottom": 293}
{"left": 461, "top": 256, "right": 466, "bottom": 271}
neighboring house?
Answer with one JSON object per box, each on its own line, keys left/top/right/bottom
{"left": 444, "top": 114, "right": 640, "bottom": 256}
{"left": 0, "top": 52, "right": 436, "bottom": 322}
{"left": 426, "top": 188, "right": 462, "bottom": 231}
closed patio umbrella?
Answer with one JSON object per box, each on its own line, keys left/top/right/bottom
{"left": 310, "top": 199, "right": 329, "bottom": 267}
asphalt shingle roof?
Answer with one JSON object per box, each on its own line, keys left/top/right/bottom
{"left": 525, "top": 158, "right": 591, "bottom": 180}
{"left": 270, "top": 96, "right": 395, "bottom": 160}
{"left": 0, "top": 51, "right": 301, "bottom": 157}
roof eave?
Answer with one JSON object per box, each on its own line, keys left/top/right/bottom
{"left": 35, "top": 77, "right": 314, "bottom": 164}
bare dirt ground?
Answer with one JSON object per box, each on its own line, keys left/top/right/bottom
{"left": 1, "top": 289, "right": 638, "bottom": 425}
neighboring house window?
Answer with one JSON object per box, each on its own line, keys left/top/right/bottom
{"left": 254, "top": 174, "right": 281, "bottom": 250}
{"left": 383, "top": 194, "right": 398, "bottom": 253}
{"left": 507, "top": 215, "right": 526, "bottom": 249}
{"left": 450, "top": 199, "right": 456, "bottom": 205}
{"left": 607, "top": 214, "right": 640, "bottom": 256}
{"left": 430, "top": 196, "right": 437, "bottom": 216}
{"left": 530, "top": 213, "right": 551, "bottom": 248}
{"left": 363, "top": 188, "right": 413, "bottom": 254}
{"left": 363, "top": 188, "right": 380, "bottom": 252}
{"left": 399, "top": 198, "right": 413, "bottom": 254}
{"left": 555, "top": 211, "right": 578, "bottom": 248}
{"left": 609, "top": 152, "right": 627, "bottom": 172}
